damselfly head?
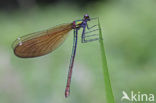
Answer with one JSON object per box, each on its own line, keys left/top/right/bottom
{"left": 83, "top": 14, "right": 90, "bottom": 21}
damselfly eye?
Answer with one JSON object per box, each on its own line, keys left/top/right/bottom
{"left": 84, "top": 14, "right": 90, "bottom": 21}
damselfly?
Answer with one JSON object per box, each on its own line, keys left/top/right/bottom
{"left": 12, "top": 14, "right": 99, "bottom": 97}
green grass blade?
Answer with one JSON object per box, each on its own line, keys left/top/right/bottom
{"left": 98, "top": 18, "right": 115, "bottom": 103}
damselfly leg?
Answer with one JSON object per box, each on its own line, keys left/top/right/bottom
{"left": 81, "top": 17, "right": 100, "bottom": 43}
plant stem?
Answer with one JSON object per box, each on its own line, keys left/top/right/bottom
{"left": 98, "top": 18, "right": 115, "bottom": 103}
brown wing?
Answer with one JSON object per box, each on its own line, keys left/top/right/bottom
{"left": 13, "top": 23, "right": 73, "bottom": 58}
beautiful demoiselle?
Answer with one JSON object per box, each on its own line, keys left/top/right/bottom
{"left": 12, "top": 14, "right": 99, "bottom": 97}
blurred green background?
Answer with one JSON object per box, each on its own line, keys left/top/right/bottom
{"left": 0, "top": 0, "right": 156, "bottom": 103}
